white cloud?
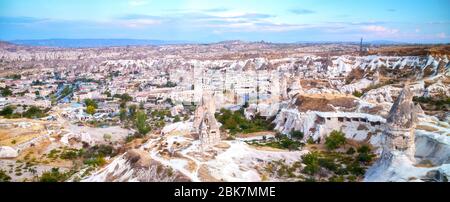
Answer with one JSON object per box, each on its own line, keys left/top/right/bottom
{"left": 120, "top": 19, "right": 161, "bottom": 28}
{"left": 437, "top": 32, "right": 447, "bottom": 39}
{"left": 362, "top": 25, "right": 399, "bottom": 34}
{"left": 129, "top": 0, "right": 149, "bottom": 7}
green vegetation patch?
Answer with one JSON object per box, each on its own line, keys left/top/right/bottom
{"left": 215, "top": 108, "right": 275, "bottom": 135}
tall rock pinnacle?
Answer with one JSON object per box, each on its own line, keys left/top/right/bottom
{"left": 382, "top": 85, "right": 419, "bottom": 161}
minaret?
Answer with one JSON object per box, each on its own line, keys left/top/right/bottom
{"left": 381, "top": 85, "right": 418, "bottom": 161}
{"left": 360, "top": 37, "right": 363, "bottom": 56}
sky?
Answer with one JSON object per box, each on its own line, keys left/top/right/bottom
{"left": 0, "top": 0, "right": 449, "bottom": 43}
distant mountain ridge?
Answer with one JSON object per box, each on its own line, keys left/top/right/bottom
{"left": 9, "top": 39, "right": 191, "bottom": 48}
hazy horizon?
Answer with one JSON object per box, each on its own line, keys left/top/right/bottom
{"left": 6, "top": 38, "right": 448, "bottom": 44}
{"left": 1, "top": 0, "right": 449, "bottom": 43}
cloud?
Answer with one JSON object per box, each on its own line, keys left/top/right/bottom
{"left": 235, "top": 13, "right": 274, "bottom": 19}
{"left": 0, "top": 16, "right": 47, "bottom": 24}
{"left": 290, "top": 9, "right": 315, "bottom": 15}
{"left": 129, "top": 0, "right": 149, "bottom": 7}
{"left": 115, "top": 14, "right": 164, "bottom": 28}
{"left": 205, "top": 20, "right": 323, "bottom": 33}
{"left": 437, "top": 32, "right": 447, "bottom": 39}
{"left": 427, "top": 21, "right": 450, "bottom": 25}
{"left": 203, "top": 7, "right": 230, "bottom": 12}
{"left": 387, "top": 9, "right": 396, "bottom": 12}
{"left": 342, "top": 21, "right": 386, "bottom": 26}
{"left": 362, "top": 25, "right": 399, "bottom": 35}
{"left": 119, "top": 14, "right": 163, "bottom": 20}
{"left": 121, "top": 19, "right": 161, "bottom": 28}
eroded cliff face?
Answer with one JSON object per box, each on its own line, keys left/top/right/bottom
{"left": 415, "top": 132, "right": 450, "bottom": 166}
{"left": 273, "top": 94, "right": 387, "bottom": 146}
{"left": 81, "top": 149, "right": 191, "bottom": 182}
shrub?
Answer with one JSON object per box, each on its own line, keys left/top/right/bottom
{"left": 135, "top": 110, "right": 151, "bottom": 135}
{"left": 216, "top": 109, "right": 273, "bottom": 135}
{"left": 83, "top": 156, "right": 106, "bottom": 167}
{"left": 329, "top": 175, "right": 345, "bottom": 182}
{"left": 86, "top": 105, "right": 96, "bottom": 115}
{"left": 0, "top": 86, "right": 13, "bottom": 97}
{"left": 318, "top": 158, "right": 338, "bottom": 172}
{"left": 357, "top": 145, "right": 371, "bottom": 154}
{"left": 22, "top": 106, "right": 47, "bottom": 118}
{"left": 325, "top": 130, "right": 347, "bottom": 150}
{"left": 173, "top": 115, "right": 181, "bottom": 122}
{"left": 128, "top": 105, "right": 137, "bottom": 118}
{"left": 352, "top": 91, "right": 364, "bottom": 98}
{"left": 357, "top": 153, "right": 373, "bottom": 163}
{"left": 348, "top": 163, "right": 365, "bottom": 176}
{"left": 290, "top": 130, "right": 304, "bottom": 139}
{"left": 60, "top": 149, "right": 81, "bottom": 160}
{"left": 357, "top": 145, "right": 373, "bottom": 163}
{"left": 280, "top": 137, "right": 302, "bottom": 151}
{"left": 115, "top": 93, "right": 132, "bottom": 103}
{"left": 302, "top": 152, "right": 320, "bottom": 175}
{"left": 0, "top": 169, "right": 11, "bottom": 182}
{"left": 39, "top": 168, "right": 68, "bottom": 182}
{"left": 103, "top": 134, "right": 112, "bottom": 142}
{"left": 0, "top": 106, "right": 14, "bottom": 116}
{"left": 119, "top": 108, "right": 127, "bottom": 121}
{"left": 82, "top": 145, "right": 115, "bottom": 159}
{"left": 346, "top": 147, "right": 356, "bottom": 155}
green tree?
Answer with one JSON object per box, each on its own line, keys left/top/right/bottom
{"left": 173, "top": 115, "right": 181, "bottom": 122}
{"left": 0, "top": 105, "right": 14, "bottom": 116}
{"left": 346, "top": 147, "right": 356, "bottom": 155}
{"left": 119, "top": 93, "right": 132, "bottom": 103}
{"left": 290, "top": 130, "right": 304, "bottom": 139}
{"left": 128, "top": 104, "right": 137, "bottom": 118}
{"left": 325, "top": 130, "right": 347, "bottom": 150}
{"left": 84, "top": 99, "right": 98, "bottom": 109}
{"left": 23, "top": 106, "right": 46, "bottom": 118}
{"left": 119, "top": 108, "right": 127, "bottom": 122}
{"left": 120, "top": 102, "right": 126, "bottom": 109}
{"left": 357, "top": 145, "right": 373, "bottom": 163}
{"left": 135, "top": 110, "right": 151, "bottom": 135}
{"left": 0, "top": 86, "right": 12, "bottom": 97}
{"left": 302, "top": 152, "right": 320, "bottom": 175}
{"left": 357, "top": 145, "right": 371, "bottom": 154}
{"left": 50, "top": 95, "right": 57, "bottom": 105}
{"left": 86, "top": 105, "right": 96, "bottom": 115}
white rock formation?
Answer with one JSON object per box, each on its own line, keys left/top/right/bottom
{"left": 364, "top": 85, "right": 449, "bottom": 182}
{"left": 192, "top": 91, "right": 221, "bottom": 147}
{"left": 0, "top": 146, "right": 19, "bottom": 158}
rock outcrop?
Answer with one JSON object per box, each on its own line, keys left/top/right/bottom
{"left": 382, "top": 85, "right": 419, "bottom": 160}
{"left": 0, "top": 146, "right": 19, "bottom": 158}
{"left": 193, "top": 91, "right": 221, "bottom": 148}
{"left": 365, "top": 85, "right": 425, "bottom": 181}
{"left": 82, "top": 149, "right": 191, "bottom": 182}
